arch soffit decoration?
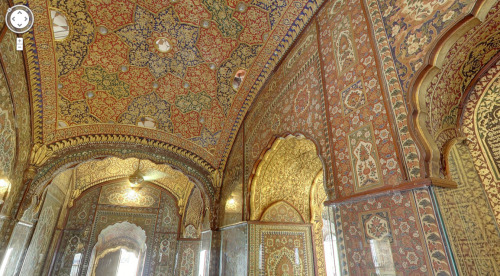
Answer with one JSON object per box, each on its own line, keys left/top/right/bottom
{"left": 181, "top": 186, "right": 205, "bottom": 237}
{"left": 27, "top": 144, "right": 214, "bottom": 197}
{"left": 309, "top": 169, "right": 327, "bottom": 223}
{"left": 248, "top": 134, "right": 324, "bottom": 221}
{"left": 69, "top": 157, "right": 195, "bottom": 209}
{"left": 22, "top": 147, "right": 214, "bottom": 221}
{"left": 408, "top": 0, "right": 499, "bottom": 178}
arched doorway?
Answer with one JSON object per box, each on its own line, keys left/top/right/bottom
{"left": 248, "top": 134, "right": 333, "bottom": 275}
{"left": 87, "top": 222, "right": 147, "bottom": 276}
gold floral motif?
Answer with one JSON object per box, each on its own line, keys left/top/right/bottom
{"left": 250, "top": 135, "right": 322, "bottom": 221}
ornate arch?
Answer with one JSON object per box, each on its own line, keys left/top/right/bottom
{"left": 20, "top": 143, "right": 216, "bottom": 224}
{"left": 248, "top": 134, "right": 324, "bottom": 221}
{"left": 408, "top": 0, "right": 499, "bottom": 177}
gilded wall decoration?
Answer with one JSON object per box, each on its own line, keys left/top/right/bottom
{"left": 73, "top": 157, "right": 194, "bottom": 207}
{"left": 435, "top": 142, "right": 500, "bottom": 275}
{"left": 0, "top": 88, "right": 15, "bottom": 177}
{"left": 152, "top": 233, "right": 178, "bottom": 275}
{"left": 249, "top": 136, "right": 322, "bottom": 222}
{"left": 341, "top": 79, "right": 367, "bottom": 115}
{"left": 183, "top": 187, "right": 204, "bottom": 237}
{"left": 118, "top": 92, "right": 174, "bottom": 133}
{"left": 348, "top": 124, "right": 383, "bottom": 192}
{"left": 0, "top": 0, "right": 7, "bottom": 30}
{"left": 53, "top": 181, "right": 185, "bottom": 276}
{"left": 20, "top": 188, "right": 64, "bottom": 276}
{"left": 216, "top": 43, "right": 261, "bottom": 115}
{"left": 82, "top": 66, "right": 130, "bottom": 99}
{"left": 98, "top": 183, "right": 161, "bottom": 208}
{"left": 86, "top": 0, "right": 135, "bottom": 30}
{"left": 84, "top": 208, "right": 157, "bottom": 275}
{"left": 202, "top": 0, "right": 243, "bottom": 38}
{"left": 461, "top": 60, "right": 500, "bottom": 223}
{"left": 420, "top": 9, "right": 500, "bottom": 152}
{"left": 177, "top": 240, "right": 200, "bottom": 276}
{"left": 156, "top": 191, "right": 181, "bottom": 233}
{"left": 377, "top": 0, "right": 474, "bottom": 99}
{"left": 116, "top": 6, "right": 203, "bottom": 79}
{"left": 233, "top": 6, "right": 272, "bottom": 45}
{"left": 248, "top": 224, "right": 314, "bottom": 276}
{"left": 260, "top": 201, "right": 304, "bottom": 223}
{"left": 82, "top": 32, "right": 130, "bottom": 74}
{"left": 310, "top": 171, "right": 328, "bottom": 276}
{"left": 475, "top": 72, "right": 500, "bottom": 181}
{"left": 360, "top": 211, "right": 393, "bottom": 243}
{"left": 50, "top": 0, "right": 94, "bottom": 77}
{"left": 28, "top": 0, "right": 323, "bottom": 171}
{"left": 0, "top": 30, "right": 32, "bottom": 219}
{"left": 175, "top": 92, "right": 212, "bottom": 114}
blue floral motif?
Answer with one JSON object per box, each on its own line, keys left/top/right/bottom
{"left": 116, "top": 6, "right": 203, "bottom": 79}
{"left": 189, "top": 127, "right": 220, "bottom": 148}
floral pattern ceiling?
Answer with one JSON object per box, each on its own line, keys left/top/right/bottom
{"left": 28, "top": 0, "right": 322, "bottom": 168}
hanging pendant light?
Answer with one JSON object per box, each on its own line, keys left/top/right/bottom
{"left": 129, "top": 160, "right": 144, "bottom": 190}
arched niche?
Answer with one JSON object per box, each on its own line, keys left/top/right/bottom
{"left": 247, "top": 134, "right": 327, "bottom": 276}
{"left": 408, "top": 0, "right": 499, "bottom": 178}
{"left": 51, "top": 180, "right": 182, "bottom": 276}
{"left": 408, "top": 2, "right": 500, "bottom": 271}
{"left": 87, "top": 222, "right": 147, "bottom": 276}
{"left": 249, "top": 134, "right": 324, "bottom": 222}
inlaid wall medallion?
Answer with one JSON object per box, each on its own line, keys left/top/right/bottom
{"left": 341, "top": 79, "right": 367, "bottom": 115}
{"left": 360, "top": 211, "right": 393, "bottom": 244}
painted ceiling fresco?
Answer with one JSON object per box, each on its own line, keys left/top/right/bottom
{"left": 27, "top": 0, "right": 322, "bottom": 169}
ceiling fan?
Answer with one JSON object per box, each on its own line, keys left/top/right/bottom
{"left": 128, "top": 159, "right": 168, "bottom": 189}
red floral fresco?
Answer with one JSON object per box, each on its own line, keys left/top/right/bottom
{"left": 337, "top": 189, "right": 451, "bottom": 275}
{"left": 317, "top": 0, "right": 404, "bottom": 197}
{"left": 243, "top": 24, "right": 334, "bottom": 194}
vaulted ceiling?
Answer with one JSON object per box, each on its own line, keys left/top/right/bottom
{"left": 26, "top": 0, "right": 321, "bottom": 171}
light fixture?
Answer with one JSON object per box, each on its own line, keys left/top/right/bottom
{"left": 0, "top": 172, "right": 11, "bottom": 205}
{"left": 129, "top": 160, "right": 144, "bottom": 190}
